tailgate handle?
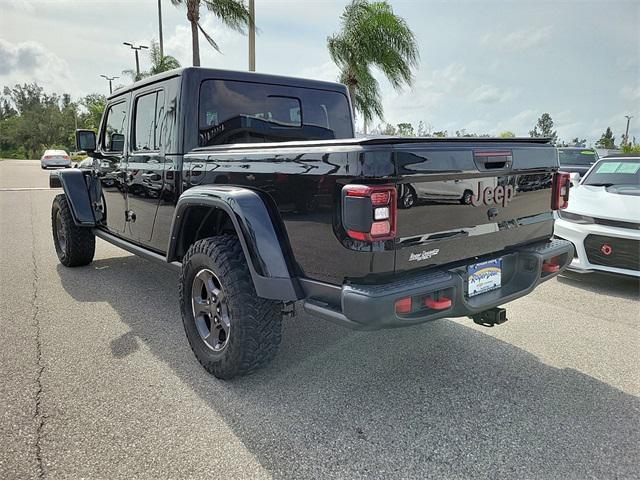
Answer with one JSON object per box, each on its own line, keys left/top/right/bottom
{"left": 473, "top": 150, "right": 513, "bottom": 171}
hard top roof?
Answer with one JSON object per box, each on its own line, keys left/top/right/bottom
{"left": 108, "top": 67, "right": 348, "bottom": 100}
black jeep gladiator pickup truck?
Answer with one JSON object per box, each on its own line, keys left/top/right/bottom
{"left": 51, "top": 67, "right": 573, "bottom": 379}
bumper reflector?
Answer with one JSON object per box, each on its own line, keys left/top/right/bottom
{"left": 425, "top": 296, "right": 452, "bottom": 310}
{"left": 542, "top": 256, "right": 561, "bottom": 273}
{"left": 395, "top": 297, "right": 412, "bottom": 314}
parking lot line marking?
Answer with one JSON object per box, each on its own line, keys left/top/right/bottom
{"left": 0, "top": 187, "right": 52, "bottom": 191}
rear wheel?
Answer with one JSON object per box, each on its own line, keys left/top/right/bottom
{"left": 179, "top": 236, "right": 282, "bottom": 379}
{"left": 51, "top": 194, "right": 95, "bottom": 267}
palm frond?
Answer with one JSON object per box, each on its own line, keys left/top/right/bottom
{"left": 202, "top": 0, "right": 252, "bottom": 34}
{"left": 197, "top": 21, "right": 221, "bottom": 52}
{"left": 327, "top": 0, "right": 419, "bottom": 124}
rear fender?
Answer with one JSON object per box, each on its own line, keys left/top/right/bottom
{"left": 168, "top": 185, "right": 302, "bottom": 301}
{"left": 54, "top": 169, "right": 96, "bottom": 227}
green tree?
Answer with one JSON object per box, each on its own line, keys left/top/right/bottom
{"left": 416, "top": 120, "right": 430, "bottom": 136}
{"left": 621, "top": 142, "right": 640, "bottom": 153}
{"left": 397, "top": 122, "right": 415, "bottom": 136}
{"left": 595, "top": 127, "right": 616, "bottom": 149}
{"left": 328, "top": 0, "right": 419, "bottom": 125}
{"left": 529, "top": 113, "right": 558, "bottom": 144}
{"left": 499, "top": 130, "right": 515, "bottom": 138}
{"left": 0, "top": 83, "right": 105, "bottom": 159}
{"left": 170, "top": 0, "right": 252, "bottom": 67}
{"left": 571, "top": 137, "right": 586, "bottom": 147}
{"left": 79, "top": 94, "right": 107, "bottom": 131}
{"left": 379, "top": 123, "right": 397, "bottom": 135}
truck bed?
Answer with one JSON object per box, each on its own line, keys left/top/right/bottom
{"left": 184, "top": 137, "right": 558, "bottom": 284}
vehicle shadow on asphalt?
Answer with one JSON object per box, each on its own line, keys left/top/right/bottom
{"left": 557, "top": 270, "right": 640, "bottom": 300}
{"left": 57, "top": 256, "right": 640, "bottom": 479}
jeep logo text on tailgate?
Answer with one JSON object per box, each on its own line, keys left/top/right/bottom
{"left": 470, "top": 183, "right": 515, "bottom": 207}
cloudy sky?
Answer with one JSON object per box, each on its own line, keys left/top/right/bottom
{"left": 1, "top": 0, "right": 638, "bottom": 143}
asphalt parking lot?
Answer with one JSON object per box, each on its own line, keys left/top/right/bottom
{"left": 1, "top": 159, "right": 639, "bottom": 479}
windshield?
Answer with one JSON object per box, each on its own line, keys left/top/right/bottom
{"left": 558, "top": 149, "right": 598, "bottom": 165}
{"left": 582, "top": 159, "right": 640, "bottom": 187}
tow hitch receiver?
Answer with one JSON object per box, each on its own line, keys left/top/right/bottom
{"left": 472, "top": 307, "right": 508, "bottom": 327}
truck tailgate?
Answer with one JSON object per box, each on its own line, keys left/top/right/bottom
{"left": 393, "top": 142, "right": 558, "bottom": 274}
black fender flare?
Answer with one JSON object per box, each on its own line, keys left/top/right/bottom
{"left": 53, "top": 169, "right": 96, "bottom": 227}
{"left": 168, "top": 185, "right": 302, "bottom": 301}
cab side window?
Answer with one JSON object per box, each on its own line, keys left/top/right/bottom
{"left": 102, "top": 101, "right": 128, "bottom": 153}
{"left": 133, "top": 90, "right": 165, "bottom": 152}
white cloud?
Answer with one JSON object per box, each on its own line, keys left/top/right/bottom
{"left": 0, "top": 38, "right": 70, "bottom": 88}
{"left": 616, "top": 55, "right": 639, "bottom": 72}
{"left": 468, "top": 84, "right": 518, "bottom": 104}
{"left": 4, "top": 0, "right": 35, "bottom": 12}
{"left": 298, "top": 61, "right": 339, "bottom": 83}
{"left": 482, "top": 26, "right": 553, "bottom": 51}
{"left": 384, "top": 62, "right": 467, "bottom": 115}
{"left": 164, "top": 14, "right": 246, "bottom": 69}
{"left": 620, "top": 85, "right": 640, "bottom": 101}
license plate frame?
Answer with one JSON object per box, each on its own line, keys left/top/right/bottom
{"left": 467, "top": 258, "right": 502, "bottom": 297}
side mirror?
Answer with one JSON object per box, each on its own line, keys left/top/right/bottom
{"left": 76, "top": 129, "right": 96, "bottom": 152}
{"left": 569, "top": 172, "right": 580, "bottom": 187}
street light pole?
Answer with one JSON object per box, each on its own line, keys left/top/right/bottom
{"left": 624, "top": 115, "right": 633, "bottom": 146}
{"left": 158, "top": 0, "right": 164, "bottom": 58}
{"left": 100, "top": 75, "right": 119, "bottom": 94}
{"left": 248, "top": 0, "right": 255, "bottom": 71}
{"left": 123, "top": 42, "right": 148, "bottom": 79}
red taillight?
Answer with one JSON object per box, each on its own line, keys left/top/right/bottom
{"left": 551, "top": 172, "right": 571, "bottom": 210}
{"left": 370, "top": 191, "right": 391, "bottom": 205}
{"left": 395, "top": 297, "right": 412, "bottom": 314}
{"left": 44, "top": 155, "right": 52, "bottom": 160}
{"left": 343, "top": 184, "right": 397, "bottom": 242}
{"left": 63, "top": 155, "right": 70, "bottom": 160}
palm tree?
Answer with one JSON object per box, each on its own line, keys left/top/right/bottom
{"left": 328, "top": 0, "right": 419, "bottom": 127}
{"left": 123, "top": 40, "right": 181, "bottom": 82}
{"left": 170, "top": 0, "right": 252, "bottom": 67}
{"left": 148, "top": 40, "right": 181, "bottom": 75}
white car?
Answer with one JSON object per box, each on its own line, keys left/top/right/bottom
{"left": 555, "top": 155, "right": 640, "bottom": 277}
{"left": 40, "top": 149, "right": 71, "bottom": 169}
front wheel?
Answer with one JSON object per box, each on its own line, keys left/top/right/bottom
{"left": 179, "top": 236, "right": 282, "bottom": 379}
{"left": 51, "top": 194, "right": 95, "bottom": 267}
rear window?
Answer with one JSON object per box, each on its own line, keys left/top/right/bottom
{"left": 198, "top": 80, "right": 353, "bottom": 147}
{"left": 558, "top": 149, "right": 598, "bottom": 165}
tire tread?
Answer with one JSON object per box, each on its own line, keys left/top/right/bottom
{"left": 179, "top": 236, "right": 282, "bottom": 379}
{"left": 51, "top": 194, "right": 95, "bottom": 267}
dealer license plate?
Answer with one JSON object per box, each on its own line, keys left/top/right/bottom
{"left": 467, "top": 258, "right": 502, "bottom": 297}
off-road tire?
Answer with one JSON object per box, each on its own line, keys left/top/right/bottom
{"left": 179, "top": 236, "right": 282, "bottom": 380}
{"left": 51, "top": 194, "right": 95, "bottom": 267}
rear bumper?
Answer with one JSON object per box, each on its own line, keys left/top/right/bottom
{"left": 42, "top": 159, "right": 71, "bottom": 167}
{"left": 303, "top": 239, "right": 574, "bottom": 330}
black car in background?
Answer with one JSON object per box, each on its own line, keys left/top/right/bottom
{"left": 558, "top": 147, "right": 599, "bottom": 176}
